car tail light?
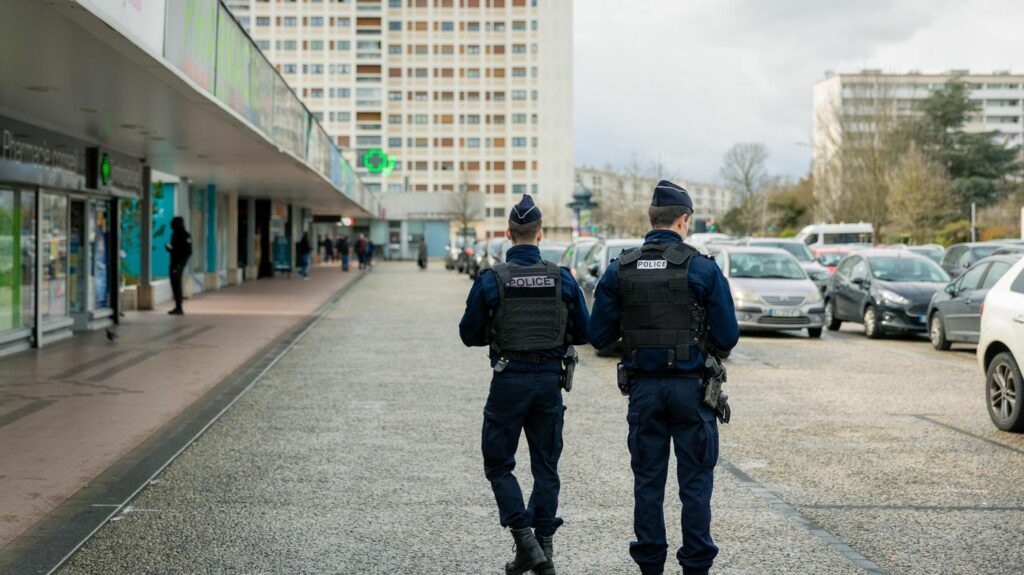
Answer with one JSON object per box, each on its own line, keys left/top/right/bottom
{"left": 465, "top": 248, "right": 474, "bottom": 257}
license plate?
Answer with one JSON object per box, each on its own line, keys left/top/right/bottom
{"left": 768, "top": 308, "right": 801, "bottom": 318}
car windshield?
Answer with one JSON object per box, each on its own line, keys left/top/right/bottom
{"left": 971, "top": 245, "right": 1002, "bottom": 260}
{"left": 869, "top": 257, "right": 949, "bottom": 282}
{"left": 907, "top": 247, "right": 943, "bottom": 264}
{"left": 728, "top": 252, "right": 806, "bottom": 279}
{"left": 817, "top": 252, "right": 845, "bottom": 267}
{"left": 755, "top": 242, "right": 814, "bottom": 262}
{"left": 541, "top": 247, "right": 566, "bottom": 261}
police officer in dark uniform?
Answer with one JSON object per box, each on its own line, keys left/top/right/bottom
{"left": 588, "top": 181, "right": 739, "bottom": 575}
{"left": 459, "top": 195, "right": 590, "bottom": 575}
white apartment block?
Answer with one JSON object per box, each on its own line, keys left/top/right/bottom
{"left": 228, "top": 0, "right": 573, "bottom": 251}
{"left": 575, "top": 166, "right": 737, "bottom": 216}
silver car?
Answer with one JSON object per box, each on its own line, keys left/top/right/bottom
{"left": 710, "top": 246, "right": 826, "bottom": 338}
{"left": 741, "top": 238, "right": 830, "bottom": 292}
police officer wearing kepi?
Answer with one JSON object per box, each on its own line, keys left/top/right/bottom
{"left": 589, "top": 180, "right": 739, "bottom": 575}
{"left": 459, "top": 194, "right": 590, "bottom": 575}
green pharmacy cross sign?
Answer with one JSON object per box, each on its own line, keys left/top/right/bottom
{"left": 100, "top": 153, "right": 112, "bottom": 186}
{"left": 362, "top": 149, "right": 396, "bottom": 175}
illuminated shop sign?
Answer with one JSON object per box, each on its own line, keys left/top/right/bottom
{"left": 362, "top": 149, "right": 396, "bottom": 175}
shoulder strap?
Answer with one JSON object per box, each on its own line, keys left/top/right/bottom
{"left": 664, "top": 243, "right": 696, "bottom": 265}
{"left": 618, "top": 248, "right": 642, "bottom": 266}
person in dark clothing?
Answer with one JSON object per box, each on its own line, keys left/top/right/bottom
{"left": 417, "top": 240, "right": 428, "bottom": 270}
{"left": 337, "top": 236, "right": 350, "bottom": 271}
{"left": 297, "top": 233, "right": 313, "bottom": 280}
{"left": 588, "top": 181, "right": 739, "bottom": 575}
{"left": 166, "top": 216, "right": 192, "bottom": 316}
{"left": 460, "top": 195, "right": 591, "bottom": 575}
{"left": 355, "top": 234, "right": 368, "bottom": 270}
{"left": 322, "top": 237, "right": 334, "bottom": 263}
{"left": 366, "top": 239, "right": 375, "bottom": 269}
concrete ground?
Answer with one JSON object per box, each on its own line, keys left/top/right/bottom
{"left": 0, "top": 264, "right": 361, "bottom": 552}
{"left": 53, "top": 262, "right": 1024, "bottom": 574}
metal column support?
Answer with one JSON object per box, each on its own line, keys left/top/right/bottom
{"left": 139, "top": 167, "right": 153, "bottom": 309}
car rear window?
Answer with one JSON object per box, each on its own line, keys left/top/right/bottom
{"left": 1012, "top": 268, "right": 1024, "bottom": 294}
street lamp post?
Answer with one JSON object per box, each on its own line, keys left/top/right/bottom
{"left": 566, "top": 182, "right": 600, "bottom": 240}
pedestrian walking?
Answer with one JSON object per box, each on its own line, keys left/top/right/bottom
{"left": 355, "top": 234, "right": 368, "bottom": 270}
{"left": 297, "top": 232, "right": 313, "bottom": 280}
{"left": 417, "top": 240, "right": 428, "bottom": 270}
{"left": 337, "top": 235, "right": 350, "bottom": 272}
{"left": 166, "top": 216, "right": 192, "bottom": 316}
{"left": 322, "top": 237, "right": 335, "bottom": 263}
{"left": 365, "top": 238, "right": 375, "bottom": 269}
{"left": 459, "top": 194, "right": 590, "bottom": 575}
{"left": 588, "top": 181, "right": 739, "bottom": 575}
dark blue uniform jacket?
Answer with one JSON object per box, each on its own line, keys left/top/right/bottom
{"left": 460, "top": 244, "right": 591, "bottom": 373}
{"left": 588, "top": 230, "right": 739, "bottom": 374}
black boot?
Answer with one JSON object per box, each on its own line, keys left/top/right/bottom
{"left": 505, "top": 527, "right": 546, "bottom": 575}
{"left": 532, "top": 532, "right": 556, "bottom": 575}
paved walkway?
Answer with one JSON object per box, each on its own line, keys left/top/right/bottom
{"left": 0, "top": 263, "right": 362, "bottom": 555}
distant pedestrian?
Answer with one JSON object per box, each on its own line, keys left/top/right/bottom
{"left": 337, "top": 235, "right": 351, "bottom": 272}
{"left": 417, "top": 240, "right": 428, "bottom": 270}
{"left": 355, "top": 234, "right": 368, "bottom": 270}
{"left": 322, "top": 237, "right": 335, "bottom": 263}
{"left": 166, "top": 216, "right": 192, "bottom": 316}
{"left": 366, "top": 239, "right": 375, "bottom": 270}
{"left": 297, "top": 233, "right": 313, "bottom": 280}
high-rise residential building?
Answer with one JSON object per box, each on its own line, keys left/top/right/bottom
{"left": 813, "top": 70, "right": 1024, "bottom": 215}
{"left": 229, "top": 0, "right": 573, "bottom": 254}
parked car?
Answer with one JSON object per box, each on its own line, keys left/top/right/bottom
{"left": 940, "top": 242, "right": 1006, "bottom": 278}
{"left": 688, "top": 233, "right": 732, "bottom": 251}
{"left": 466, "top": 239, "right": 488, "bottom": 278}
{"left": 927, "top": 254, "right": 1022, "bottom": 350}
{"left": 446, "top": 237, "right": 470, "bottom": 270}
{"left": 709, "top": 246, "right": 825, "bottom": 338}
{"left": 795, "top": 222, "right": 873, "bottom": 249}
{"left": 824, "top": 250, "right": 950, "bottom": 338}
{"left": 478, "top": 237, "right": 510, "bottom": 276}
{"left": 905, "top": 244, "right": 945, "bottom": 265}
{"left": 811, "top": 246, "right": 857, "bottom": 274}
{"left": 740, "top": 238, "right": 830, "bottom": 292}
{"left": 539, "top": 241, "right": 569, "bottom": 264}
{"left": 977, "top": 256, "right": 1024, "bottom": 432}
{"left": 558, "top": 238, "right": 598, "bottom": 278}
{"left": 577, "top": 238, "right": 644, "bottom": 307}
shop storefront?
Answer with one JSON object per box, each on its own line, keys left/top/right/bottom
{"left": 0, "top": 114, "right": 140, "bottom": 356}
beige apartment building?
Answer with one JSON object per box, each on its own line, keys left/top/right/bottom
{"left": 227, "top": 0, "right": 573, "bottom": 255}
{"left": 813, "top": 69, "right": 1024, "bottom": 217}
{"left": 575, "top": 166, "right": 737, "bottom": 216}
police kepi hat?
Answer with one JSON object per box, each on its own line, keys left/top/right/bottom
{"left": 510, "top": 194, "right": 542, "bottom": 224}
{"left": 651, "top": 180, "right": 693, "bottom": 211}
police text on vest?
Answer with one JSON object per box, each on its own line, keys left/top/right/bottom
{"left": 506, "top": 276, "right": 556, "bottom": 287}
{"left": 637, "top": 260, "right": 668, "bottom": 270}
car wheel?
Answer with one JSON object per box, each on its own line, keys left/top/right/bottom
{"left": 987, "top": 352, "right": 1024, "bottom": 432}
{"left": 825, "top": 298, "right": 842, "bottom": 331}
{"left": 929, "top": 313, "right": 951, "bottom": 351}
{"left": 863, "top": 306, "right": 883, "bottom": 339}
{"left": 808, "top": 327, "right": 823, "bottom": 339}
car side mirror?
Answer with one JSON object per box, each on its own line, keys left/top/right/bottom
{"left": 851, "top": 277, "right": 865, "bottom": 286}
{"left": 945, "top": 283, "right": 958, "bottom": 295}
{"left": 963, "top": 261, "right": 971, "bottom": 268}
{"left": 588, "top": 262, "right": 600, "bottom": 277}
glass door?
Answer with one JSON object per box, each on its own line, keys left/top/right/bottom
{"left": 0, "top": 189, "right": 17, "bottom": 332}
{"left": 92, "top": 200, "right": 111, "bottom": 309}
{"left": 40, "top": 193, "right": 68, "bottom": 321}
{"left": 69, "top": 199, "right": 87, "bottom": 314}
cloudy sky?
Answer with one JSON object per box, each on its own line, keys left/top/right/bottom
{"left": 574, "top": 0, "right": 1024, "bottom": 183}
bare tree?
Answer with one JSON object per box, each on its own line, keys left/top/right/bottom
{"left": 720, "top": 143, "right": 770, "bottom": 234}
{"left": 447, "top": 171, "right": 482, "bottom": 245}
{"left": 887, "top": 142, "right": 952, "bottom": 243}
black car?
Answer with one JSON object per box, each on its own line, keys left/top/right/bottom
{"left": 927, "top": 254, "right": 1022, "bottom": 350}
{"left": 825, "top": 250, "right": 951, "bottom": 338}
{"left": 940, "top": 242, "right": 1006, "bottom": 278}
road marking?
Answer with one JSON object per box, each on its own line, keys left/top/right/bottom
{"left": 84, "top": 350, "right": 162, "bottom": 383}
{"left": 49, "top": 350, "right": 133, "bottom": 380}
{"left": 0, "top": 400, "right": 56, "bottom": 430}
{"left": 143, "top": 325, "right": 192, "bottom": 343}
{"left": 720, "top": 459, "right": 888, "bottom": 575}
{"left": 913, "top": 415, "right": 1024, "bottom": 456}
{"left": 171, "top": 325, "right": 214, "bottom": 344}
{"left": 802, "top": 503, "right": 1024, "bottom": 512}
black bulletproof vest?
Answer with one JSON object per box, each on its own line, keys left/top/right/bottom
{"left": 617, "top": 242, "right": 706, "bottom": 366}
{"left": 490, "top": 261, "right": 568, "bottom": 353}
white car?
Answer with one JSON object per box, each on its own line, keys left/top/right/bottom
{"left": 978, "top": 256, "right": 1024, "bottom": 432}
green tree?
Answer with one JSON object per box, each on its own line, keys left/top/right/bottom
{"left": 887, "top": 143, "right": 952, "bottom": 244}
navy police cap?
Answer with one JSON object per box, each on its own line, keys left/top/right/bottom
{"left": 651, "top": 180, "right": 693, "bottom": 210}
{"left": 509, "top": 194, "right": 542, "bottom": 224}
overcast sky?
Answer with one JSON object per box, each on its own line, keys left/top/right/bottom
{"left": 574, "top": 0, "right": 1024, "bottom": 184}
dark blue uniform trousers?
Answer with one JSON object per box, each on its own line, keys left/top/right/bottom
{"left": 628, "top": 377, "right": 719, "bottom": 575}
{"left": 482, "top": 370, "right": 565, "bottom": 536}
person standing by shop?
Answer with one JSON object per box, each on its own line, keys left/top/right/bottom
{"left": 337, "top": 235, "right": 351, "bottom": 272}
{"left": 417, "top": 240, "right": 428, "bottom": 270}
{"left": 355, "top": 234, "right": 368, "bottom": 270}
{"left": 166, "top": 216, "right": 192, "bottom": 316}
{"left": 297, "top": 232, "right": 313, "bottom": 280}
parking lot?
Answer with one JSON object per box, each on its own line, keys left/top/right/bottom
{"left": 53, "top": 264, "right": 1024, "bottom": 574}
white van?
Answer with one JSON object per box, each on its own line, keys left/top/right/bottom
{"left": 795, "top": 223, "right": 873, "bottom": 248}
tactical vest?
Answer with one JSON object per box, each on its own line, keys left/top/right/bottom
{"left": 617, "top": 242, "right": 707, "bottom": 366}
{"left": 489, "top": 261, "right": 569, "bottom": 353}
